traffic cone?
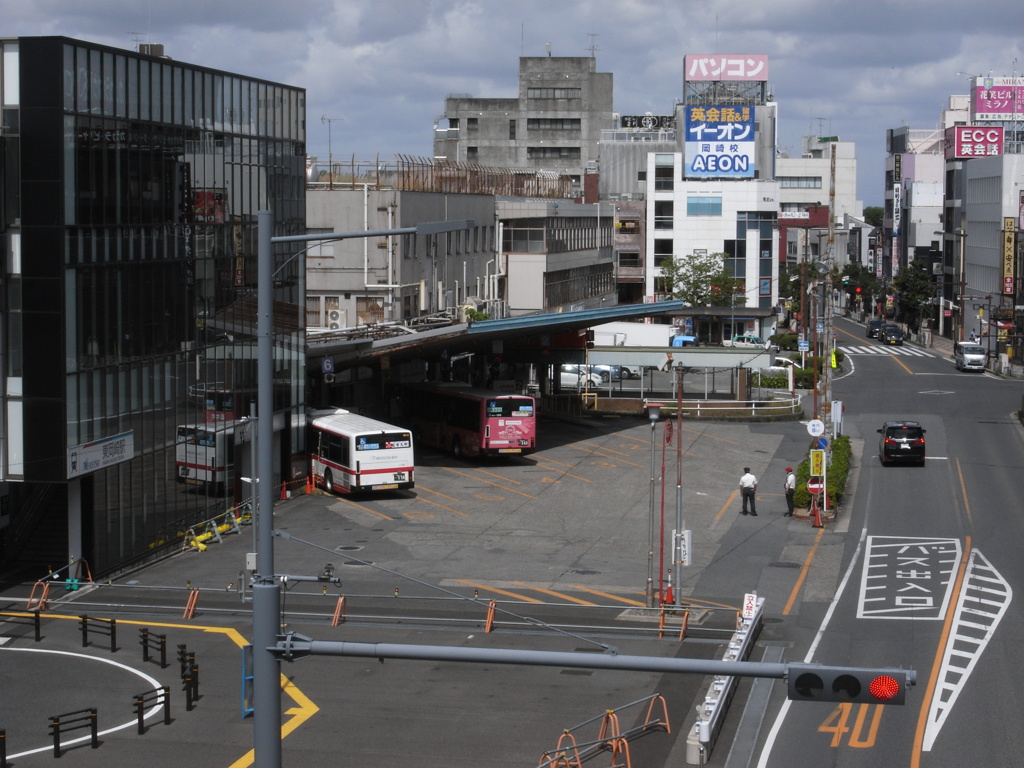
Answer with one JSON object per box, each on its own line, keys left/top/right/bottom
{"left": 663, "top": 584, "right": 674, "bottom": 605}
{"left": 305, "top": 475, "right": 312, "bottom": 494}
{"left": 280, "top": 481, "right": 288, "bottom": 501}
{"left": 811, "top": 494, "right": 824, "bottom": 528}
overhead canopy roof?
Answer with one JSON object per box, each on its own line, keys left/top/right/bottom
{"left": 306, "top": 302, "right": 778, "bottom": 373}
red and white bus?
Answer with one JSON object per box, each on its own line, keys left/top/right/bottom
{"left": 175, "top": 421, "right": 238, "bottom": 495}
{"left": 310, "top": 409, "right": 415, "bottom": 495}
{"left": 403, "top": 383, "right": 537, "bottom": 458}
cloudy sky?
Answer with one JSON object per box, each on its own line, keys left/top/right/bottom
{"left": 4, "top": 0, "right": 1022, "bottom": 206}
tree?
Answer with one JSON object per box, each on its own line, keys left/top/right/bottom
{"left": 863, "top": 206, "right": 883, "bottom": 228}
{"left": 893, "top": 259, "right": 934, "bottom": 332}
{"left": 659, "top": 251, "right": 738, "bottom": 307}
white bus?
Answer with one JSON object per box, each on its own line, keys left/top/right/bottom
{"left": 175, "top": 421, "right": 239, "bottom": 495}
{"left": 310, "top": 409, "right": 415, "bottom": 495}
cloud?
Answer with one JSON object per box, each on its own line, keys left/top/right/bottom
{"left": 4, "top": 0, "right": 1022, "bottom": 204}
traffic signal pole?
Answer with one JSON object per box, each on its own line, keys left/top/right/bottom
{"left": 269, "top": 633, "right": 916, "bottom": 705}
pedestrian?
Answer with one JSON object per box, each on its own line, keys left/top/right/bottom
{"left": 739, "top": 467, "right": 758, "bottom": 516}
{"left": 784, "top": 467, "right": 796, "bottom": 516}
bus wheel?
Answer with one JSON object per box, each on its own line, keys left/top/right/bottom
{"left": 452, "top": 438, "right": 462, "bottom": 458}
{"left": 324, "top": 469, "right": 335, "bottom": 494}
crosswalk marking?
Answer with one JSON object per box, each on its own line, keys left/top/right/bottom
{"left": 840, "top": 345, "right": 935, "bottom": 358}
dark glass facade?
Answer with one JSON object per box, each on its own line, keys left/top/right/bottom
{"left": 0, "top": 37, "right": 306, "bottom": 574}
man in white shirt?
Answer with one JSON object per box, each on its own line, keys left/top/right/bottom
{"left": 784, "top": 467, "right": 796, "bottom": 516}
{"left": 739, "top": 467, "right": 758, "bottom": 516}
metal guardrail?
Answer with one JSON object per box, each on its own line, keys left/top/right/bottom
{"left": 685, "top": 596, "right": 765, "bottom": 764}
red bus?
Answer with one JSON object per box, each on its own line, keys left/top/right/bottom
{"left": 403, "top": 383, "right": 537, "bottom": 458}
{"left": 310, "top": 409, "right": 415, "bottom": 494}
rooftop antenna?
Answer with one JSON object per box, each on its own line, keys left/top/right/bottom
{"left": 816, "top": 117, "right": 825, "bottom": 136}
{"left": 586, "top": 33, "right": 600, "bottom": 58}
{"left": 129, "top": 32, "right": 146, "bottom": 51}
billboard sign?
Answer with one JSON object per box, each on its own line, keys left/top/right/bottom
{"left": 684, "top": 106, "right": 755, "bottom": 178}
{"left": 620, "top": 115, "right": 674, "bottom": 129}
{"left": 684, "top": 54, "right": 768, "bottom": 82}
{"left": 1003, "top": 217, "right": 1015, "bottom": 295}
{"left": 68, "top": 431, "right": 135, "bottom": 480}
{"left": 971, "top": 77, "right": 1024, "bottom": 121}
{"left": 943, "top": 126, "right": 1004, "bottom": 159}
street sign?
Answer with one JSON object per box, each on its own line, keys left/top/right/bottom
{"left": 807, "top": 478, "right": 824, "bottom": 495}
{"left": 810, "top": 449, "right": 825, "bottom": 476}
{"left": 807, "top": 419, "right": 825, "bottom": 437}
{"left": 799, "top": 341, "right": 810, "bottom": 352}
{"left": 816, "top": 437, "right": 828, "bottom": 450}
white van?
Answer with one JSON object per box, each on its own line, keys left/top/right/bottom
{"left": 954, "top": 342, "right": 986, "bottom": 372}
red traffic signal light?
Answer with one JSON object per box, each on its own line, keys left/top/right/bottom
{"left": 855, "top": 287, "right": 862, "bottom": 293}
{"left": 787, "top": 664, "right": 914, "bottom": 705}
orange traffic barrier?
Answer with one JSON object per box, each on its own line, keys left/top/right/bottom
{"left": 677, "top": 609, "right": 689, "bottom": 641}
{"left": 331, "top": 596, "right": 347, "bottom": 627}
{"left": 26, "top": 580, "right": 51, "bottom": 611}
{"left": 607, "top": 737, "right": 632, "bottom": 768}
{"left": 182, "top": 588, "right": 200, "bottom": 619}
{"left": 643, "top": 694, "right": 671, "bottom": 734}
{"left": 484, "top": 599, "right": 497, "bottom": 633}
{"left": 597, "top": 709, "right": 621, "bottom": 742}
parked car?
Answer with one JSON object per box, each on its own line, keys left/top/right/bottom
{"left": 878, "top": 420, "right": 926, "bottom": 466}
{"left": 879, "top": 324, "right": 904, "bottom": 345}
{"left": 866, "top": 318, "right": 884, "bottom": 338}
{"left": 591, "top": 364, "right": 636, "bottom": 381}
{"left": 722, "top": 334, "right": 771, "bottom": 349}
{"left": 954, "top": 341, "right": 986, "bottom": 371}
{"left": 559, "top": 364, "right": 602, "bottom": 390}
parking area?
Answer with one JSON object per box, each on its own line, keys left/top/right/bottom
{"left": 1, "top": 413, "right": 814, "bottom": 767}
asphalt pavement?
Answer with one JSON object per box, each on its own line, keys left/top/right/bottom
{"left": 0, "top": 314, "right": 958, "bottom": 767}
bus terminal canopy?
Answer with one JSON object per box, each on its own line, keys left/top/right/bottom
{"left": 306, "top": 302, "right": 779, "bottom": 374}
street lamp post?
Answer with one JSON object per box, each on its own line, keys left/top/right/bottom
{"left": 253, "top": 213, "right": 474, "bottom": 768}
{"left": 645, "top": 402, "right": 661, "bottom": 607}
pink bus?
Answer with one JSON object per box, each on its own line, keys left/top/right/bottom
{"left": 404, "top": 383, "right": 537, "bottom": 458}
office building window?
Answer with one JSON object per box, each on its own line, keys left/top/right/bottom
{"left": 778, "top": 176, "right": 822, "bottom": 188}
{"left": 687, "top": 196, "right": 722, "bottom": 216}
{"left": 467, "top": 146, "right": 478, "bottom": 160}
{"left": 509, "top": 119, "right": 516, "bottom": 139}
{"left": 526, "top": 87, "right": 581, "bottom": 99}
{"left": 526, "top": 146, "right": 581, "bottom": 159}
{"left": 526, "top": 118, "right": 581, "bottom": 130}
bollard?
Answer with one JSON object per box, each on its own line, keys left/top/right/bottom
{"left": 135, "top": 687, "right": 171, "bottom": 734}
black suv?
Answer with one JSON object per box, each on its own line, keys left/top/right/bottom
{"left": 878, "top": 421, "right": 926, "bottom": 465}
{"left": 879, "top": 324, "right": 904, "bottom": 345}
{"left": 867, "top": 319, "right": 884, "bottom": 338}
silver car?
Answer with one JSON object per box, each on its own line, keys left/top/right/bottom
{"left": 559, "top": 364, "right": 602, "bottom": 390}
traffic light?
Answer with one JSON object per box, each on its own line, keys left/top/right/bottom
{"left": 787, "top": 664, "right": 914, "bottom": 705}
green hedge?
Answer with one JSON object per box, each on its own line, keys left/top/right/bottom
{"left": 792, "top": 434, "right": 852, "bottom": 509}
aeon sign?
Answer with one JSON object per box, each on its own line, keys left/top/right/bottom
{"left": 944, "top": 126, "right": 1004, "bottom": 159}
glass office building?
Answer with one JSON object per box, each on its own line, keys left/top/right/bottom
{"left": 0, "top": 37, "right": 306, "bottom": 574}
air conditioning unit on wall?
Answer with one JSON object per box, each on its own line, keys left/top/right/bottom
{"left": 327, "top": 309, "right": 343, "bottom": 329}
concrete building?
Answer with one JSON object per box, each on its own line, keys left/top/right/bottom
{"left": 305, "top": 188, "right": 499, "bottom": 330}
{"left": 641, "top": 54, "right": 781, "bottom": 342}
{"left": 890, "top": 84, "right": 1024, "bottom": 347}
{"left": 433, "top": 56, "right": 615, "bottom": 191}
{"left": 0, "top": 37, "right": 306, "bottom": 575}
